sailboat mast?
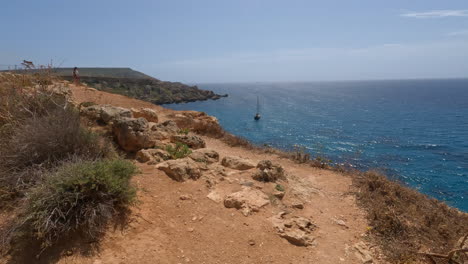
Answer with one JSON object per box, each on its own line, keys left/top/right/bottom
{"left": 256, "top": 96, "right": 260, "bottom": 114}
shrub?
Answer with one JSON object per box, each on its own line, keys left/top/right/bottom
{"left": 275, "top": 184, "right": 285, "bottom": 192}
{"left": 0, "top": 107, "right": 117, "bottom": 201}
{"left": 166, "top": 142, "right": 192, "bottom": 159}
{"left": 25, "top": 159, "right": 137, "bottom": 248}
{"left": 353, "top": 170, "right": 468, "bottom": 262}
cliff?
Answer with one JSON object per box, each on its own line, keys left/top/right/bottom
{"left": 1, "top": 73, "right": 467, "bottom": 264}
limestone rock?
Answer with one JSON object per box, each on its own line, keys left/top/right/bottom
{"left": 224, "top": 187, "right": 270, "bottom": 216}
{"left": 80, "top": 104, "right": 102, "bottom": 120}
{"left": 131, "top": 108, "right": 159, "bottom": 123}
{"left": 206, "top": 190, "right": 224, "bottom": 203}
{"left": 171, "top": 135, "right": 206, "bottom": 149}
{"left": 221, "top": 156, "right": 255, "bottom": 170}
{"left": 189, "top": 149, "right": 219, "bottom": 164}
{"left": 149, "top": 120, "right": 179, "bottom": 140}
{"left": 156, "top": 158, "right": 202, "bottom": 182}
{"left": 100, "top": 105, "right": 132, "bottom": 123}
{"left": 136, "top": 149, "right": 170, "bottom": 163}
{"left": 252, "top": 160, "right": 286, "bottom": 182}
{"left": 353, "top": 242, "right": 373, "bottom": 264}
{"left": 81, "top": 104, "right": 132, "bottom": 124}
{"left": 271, "top": 213, "right": 317, "bottom": 247}
{"left": 112, "top": 117, "right": 156, "bottom": 152}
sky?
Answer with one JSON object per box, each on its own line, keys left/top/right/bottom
{"left": 1, "top": 0, "right": 468, "bottom": 83}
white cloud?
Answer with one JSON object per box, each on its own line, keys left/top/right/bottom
{"left": 447, "top": 30, "right": 468, "bottom": 36}
{"left": 401, "top": 9, "right": 468, "bottom": 18}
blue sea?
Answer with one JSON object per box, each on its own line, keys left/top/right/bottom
{"left": 166, "top": 79, "right": 468, "bottom": 212}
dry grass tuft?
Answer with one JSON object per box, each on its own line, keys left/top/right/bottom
{"left": 352, "top": 170, "right": 468, "bottom": 263}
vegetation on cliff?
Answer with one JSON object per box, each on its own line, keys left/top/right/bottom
{"left": 59, "top": 67, "right": 227, "bottom": 104}
{"left": 0, "top": 72, "right": 137, "bottom": 252}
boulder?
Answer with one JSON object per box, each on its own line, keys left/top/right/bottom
{"left": 100, "top": 105, "right": 132, "bottom": 123}
{"left": 112, "top": 117, "right": 156, "bottom": 152}
{"left": 136, "top": 149, "right": 170, "bottom": 163}
{"left": 221, "top": 156, "right": 255, "bottom": 170}
{"left": 224, "top": 187, "right": 270, "bottom": 216}
{"left": 131, "top": 108, "right": 159, "bottom": 123}
{"left": 80, "top": 104, "right": 132, "bottom": 124}
{"left": 252, "top": 160, "right": 285, "bottom": 182}
{"left": 171, "top": 135, "right": 206, "bottom": 149}
{"left": 80, "top": 104, "right": 102, "bottom": 120}
{"left": 189, "top": 149, "right": 219, "bottom": 164}
{"left": 156, "top": 158, "right": 202, "bottom": 182}
{"left": 271, "top": 213, "right": 317, "bottom": 247}
{"left": 149, "top": 120, "right": 179, "bottom": 140}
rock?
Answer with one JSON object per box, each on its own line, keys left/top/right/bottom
{"left": 206, "top": 190, "right": 224, "bottom": 203}
{"left": 180, "top": 194, "right": 192, "bottom": 200}
{"left": 353, "top": 242, "right": 373, "bottom": 264}
{"left": 189, "top": 149, "right": 219, "bottom": 164}
{"left": 171, "top": 135, "right": 206, "bottom": 149}
{"left": 131, "top": 108, "right": 159, "bottom": 123}
{"left": 100, "top": 105, "right": 132, "bottom": 124}
{"left": 252, "top": 160, "right": 286, "bottom": 182}
{"left": 149, "top": 120, "right": 179, "bottom": 140}
{"left": 136, "top": 148, "right": 170, "bottom": 163}
{"left": 332, "top": 218, "right": 349, "bottom": 229}
{"left": 224, "top": 187, "right": 270, "bottom": 216}
{"left": 156, "top": 158, "right": 202, "bottom": 182}
{"left": 81, "top": 104, "right": 133, "bottom": 124}
{"left": 221, "top": 156, "right": 255, "bottom": 170}
{"left": 271, "top": 213, "right": 317, "bottom": 247}
{"left": 112, "top": 117, "right": 157, "bottom": 152}
{"left": 80, "top": 104, "right": 102, "bottom": 120}
{"left": 248, "top": 240, "right": 255, "bottom": 246}
{"left": 273, "top": 190, "right": 285, "bottom": 199}
{"left": 291, "top": 200, "right": 304, "bottom": 209}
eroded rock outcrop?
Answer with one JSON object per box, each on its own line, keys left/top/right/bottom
{"left": 136, "top": 149, "right": 170, "bottom": 164}
{"left": 252, "top": 160, "right": 286, "bottom": 182}
{"left": 149, "top": 120, "right": 179, "bottom": 140}
{"left": 224, "top": 187, "right": 269, "bottom": 216}
{"left": 131, "top": 108, "right": 159, "bottom": 123}
{"left": 271, "top": 212, "right": 317, "bottom": 247}
{"left": 171, "top": 135, "right": 206, "bottom": 149}
{"left": 221, "top": 156, "right": 255, "bottom": 170}
{"left": 156, "top": 158, "right": 203, "bottom": 182}
{"left": 81, "top": 104, "right": 132, "bottom": 124}
{"left": 189, "top": 149, "right": 219, "bottom": 164}
{"left": 112, "top": 117, "right": 156, "bottom": 152}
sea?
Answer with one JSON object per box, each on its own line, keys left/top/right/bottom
{"left": 165, "top": 79, "right": 468, "bottom": 212}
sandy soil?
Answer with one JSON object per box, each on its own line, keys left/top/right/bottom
{"left": 3, "top": 84, "right": 383, "bottom": 264}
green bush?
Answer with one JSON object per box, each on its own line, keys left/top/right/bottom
{"left": 26, "top": 159, "right": 137, "bottom": 248}
{"left": 166, "top": 142, "right": 192, "bottom": 159}
{"left": 0, "top": 107, "right": 118, "bottom": 202}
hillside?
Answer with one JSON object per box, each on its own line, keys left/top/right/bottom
{"left": 1, "top": 73, "right": 467, "bottom": 264}
{"left": 5, "top": 67, "right": 228, "bottom": 104}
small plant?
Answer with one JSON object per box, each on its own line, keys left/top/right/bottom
{"left": 178, "top": 128, "right": 190, "bottom": 135}
{"left": 275, "top": 184, "right": 285, "bottom": 192}
{"left": 291, "top": 145, "right": 311, "bottom": 163}
{"left": 25, "top": 159, "right": 137, "bottom": 248}
{"left": 165, "top": 142, "right": 192, "bottom": 159}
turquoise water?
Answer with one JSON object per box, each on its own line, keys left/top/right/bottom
{"left": 166, "top": 79, "right": 468, "bottom": 211}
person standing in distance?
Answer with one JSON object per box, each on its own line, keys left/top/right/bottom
{"left": 73, "top": 67, "right": 80, "bottom": 85}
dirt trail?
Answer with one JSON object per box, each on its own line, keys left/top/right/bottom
{"left": 18, "top": 84, "right": 380, "bottom": 264}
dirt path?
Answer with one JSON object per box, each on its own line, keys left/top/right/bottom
{"left": 30, "top": 84, "right": 379, "bottom": 264}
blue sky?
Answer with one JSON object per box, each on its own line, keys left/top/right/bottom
{"left": 1, "top": 0, "right": 468, "bottom": 82}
